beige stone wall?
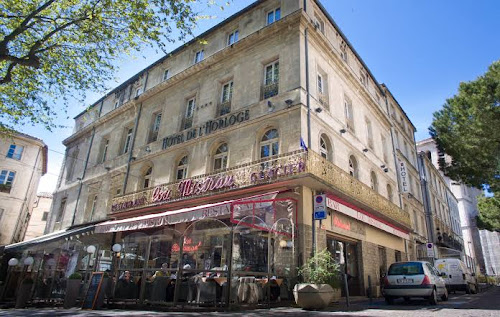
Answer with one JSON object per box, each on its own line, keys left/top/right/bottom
{"left": 0, "top": 134, "right": 45, "bottom": 245}
{"left": 24, "top": 195, "right": 52, "bottom": 241}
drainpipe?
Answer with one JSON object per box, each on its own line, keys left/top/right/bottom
{"left": 305, "top": 26, "right": 315, "bottom": 257}
{"left": 384, "top": 96, "right": 403, "bottom": 208}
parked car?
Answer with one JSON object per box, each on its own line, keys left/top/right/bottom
{"left": 435, "top": 258, "right": 477, "bottom": 294}
{"left": 383, "top": 261, "right": 448, "bottom": 305}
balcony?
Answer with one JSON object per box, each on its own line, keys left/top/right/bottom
{"left": 262, "top": 82, "right": 279, "bottom": 99}
{"left": 318, "top": 93, "right": 329, "bottom": 110}
{"left": 0, "top": 184, "right": 12, "bottom": 194}
{"left": 217, "top": 100, "right": 232, "bottom": 117}
{"left": 111, "top": 150, "right": 411, "bottom": 229}
{"left": 181, "top": 117, "right": 193, "bottom": 130}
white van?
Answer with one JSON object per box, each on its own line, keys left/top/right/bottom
{"left": 435, "top": 258, "right": 477, "bottom": 294}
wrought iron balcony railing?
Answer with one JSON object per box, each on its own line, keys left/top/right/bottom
{"left": 262, "top": 82, "right": 279, "bottom": 99}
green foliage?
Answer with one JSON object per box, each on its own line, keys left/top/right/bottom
{"left": 298, "top": 249, "right": 341, "bottom": 287}
{"left": 429, "top": 60, "right": 500, "bottom": 192}
{"left": 0, "top": 0, "right": 229, "bottom": 133}
{"left": 68, "top": 272, "right": 82, "bottom": 280}
{"left": 477, "top": 194, "right": 500, "bottom": 231}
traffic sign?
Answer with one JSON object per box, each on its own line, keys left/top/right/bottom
{"left": 426, "top": 243, "right": 435, "bottom": 258}
{"left": 314, "top": 194, "right": 327, "bottom": 220}
{"left": 314, "top": 210, "right": 327, "bottom": 220}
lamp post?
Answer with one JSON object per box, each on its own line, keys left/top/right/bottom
{"left": 86, "top": 245, "right": 96, "bottom": 283}
{"left": 1, "top": 258, "right": 19, "bottom": 300}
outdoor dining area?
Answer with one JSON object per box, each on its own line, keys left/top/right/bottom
{"left": 0, "top": 198, "right": 298, "bottom": 310}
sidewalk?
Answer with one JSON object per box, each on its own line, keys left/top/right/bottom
{"left": 0, "top": 296, "right": 378, "bottom": 316}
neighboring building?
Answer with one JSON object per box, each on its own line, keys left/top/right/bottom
{"left": 23, "top": 193, "right": 53, "bottom": 241}
{"left": 382, "top": 85, "right": 426, "bottom": 261}
{"left": 417, "top": 138, "right": 484, "bottom": 272}
{"left": 479, "top": 230, "right": 500, "bottom": 276}
{"left": 417, "top": 151, "right": 464, "bottom": 260}
{"left": 0, "top": 132, "right": 47, "bottom": 245}
{"left": 15, "top": 0, "right": 417, "bottom": 302}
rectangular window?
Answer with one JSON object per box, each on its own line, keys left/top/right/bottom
{"left": 194, "top": 50, "right": 204, "bottom": 63}
{"left": 6, "top": 144, "right": 24, "bottom": 160}
{"left": 42, "top": 211, "right": 48, "bottom": 221}
{"left": 360, "top": 71, "right": 368, "bottom": 87}
{"left": 183, "top": 98, "right": 195, "bottom": 130}
{"left": 101, "top": 139, "right": 109, "bottom": 163}
{"left": 366, "top": 119, "right": 373, "bottom": 150}
{"left": 317, "top": 74, "right": 324, "bottom": 94}
{"left": 0, "top": 170, "right": 16, "bottom": 193}
{"left": 221, "top": 81, "right": 233, "bottom": 103}
{"left": 227, "top": 30, "right": 239, "bottom": 45}
{"left": 114, "top": 100, "right": 120, "bottom": 109}
{"left": 56, "top": 198, "right": 66, "bottom": 222}
{"left": 149, "top": 112, "right": 162, "bottom": 143}
{"left": 263, "top": 60, "right": 279, "bottom": 99}
{"left": 163, "top": 69, "right": 169, "bottom": 81}
{"left": 340, "top": 41, "right": 348, "bottom": 62}
{"left": 135, "top": 87, "right": 143, "bottom": 97}
{"left": 381, "top": 135, "right": 388, "bottom": 163}
{"left": 344, "top": 96, "right": 354, "bottom": 132}
{"left": 267, "top": 7, "right": 281, "bottom": 25}
{"left": 123, "top": 128, "right": 133, "bottom": 154}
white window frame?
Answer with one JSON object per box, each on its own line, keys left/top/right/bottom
{"left": 317, "top": 74, "right": 324, "bottom": 94}
{"left": 348, "top": 156, "right": 358, "bottom": 179}
{"left": 123, "top": 128, "right": 133, "bottom": 154}
{"left": 221, "top": 81, "right": 234, "bottom": 103}
{"left": 214, "top": 144, "right": 228, "bottom": 171}
{"left": 176, "top": 156, "right": 188, "bottom": 180}
{"left": 6, "top": 144, "right": 24, "bottom": 160}
{"left": 267, "top": 7, "right": 281, "bottom": 25}
{"left": 260, "top": 129, "right": 279, "bottom": 159}
{"left": 264, "top": 60, "right": 279, "bottom": 86}
{"left": 185, "top": 98, "right": 195, "bottom": 118}
{"left": 344, "top": 96, "right": 354, "bottom": 132}
{"left": 227, "top": 30, "right": 239, "bottom": 46}
{"left": 135, "top": 87, "right": 143, "bottom": 97}
{"left": 194, "top": 50, "right": 204, "bottom": 63}
{"left": 143, "top": 167, "right": 152, "bottom": 188}
{"left": 149, "top": 112, "right": 162, "bottom": 143}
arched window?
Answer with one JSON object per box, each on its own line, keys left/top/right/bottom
{"left": 387, "top": 184, "right": 393, "bottom": 203}
{"left": 260, "top": 129, "right": 279, "bottom": 159}
{"left": 319, "top": 134, "right": 332, "bottom": 161}
{"left": 348, "top": 155, "right": 358, "bottom": 179}
{"left": 370, "top": 171, "right": 378, "bottom": 192}
{"left": 143, "top": 167, "right": 152, "bottom": 189}
{"left": 176, "top": 156, "right": 188, "bottom": 180}
{"left": 214, "top": 143, "right": 228, "bottom": 171}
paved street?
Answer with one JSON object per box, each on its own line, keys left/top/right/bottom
{"left": 1, "top": 286, "right": 499, "bottom": 317}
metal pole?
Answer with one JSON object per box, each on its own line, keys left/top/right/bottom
{"left": 344, "top": 273, "right": 350, "bottom": 307}
{"left": 225, "top": 226, "right": 234, "bottom": 308}
{"left": 173, "top": 235, "right": 184, "bottom": 306}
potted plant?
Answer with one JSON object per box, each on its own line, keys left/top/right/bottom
{"left": 293, "top": 249, "right": 341, "bottom": 310}
{"left": 15, "top": 277, "right": 34, "bottom": 308}
{"left": 64, "top": 273, "right": 82, "bottom": 308}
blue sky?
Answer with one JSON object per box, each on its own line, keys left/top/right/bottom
{"left": 18, "top": 0, "right": 500, "bottom": 193}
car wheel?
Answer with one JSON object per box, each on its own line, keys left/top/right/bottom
{"left": 465, "top": 284, "right": 471, "bottom": 294}
{"left": 429, "top": 289, "right": 438, "bottom": 305}
{"left": 385, "top": 296, "right": 394, "bottom": 305}
{"left": 441, "top": 288, "right": 449, "bottom": 301}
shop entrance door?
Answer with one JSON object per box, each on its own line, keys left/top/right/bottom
{"left": 327, "top": 237, "right": 361, "bottom": 296}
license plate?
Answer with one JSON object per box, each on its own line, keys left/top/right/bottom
{"left": 397, "top": 279, "right": 414, "bottom": 284}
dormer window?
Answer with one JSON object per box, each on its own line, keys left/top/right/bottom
{"left": 267, "top": 8, "right": 281, "bottom": 25}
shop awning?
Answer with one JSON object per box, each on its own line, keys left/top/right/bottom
{"left": 4, "top": 224, "right": 96, "bottom": 252}
{"left": 95, "top": 191, "right": 279, "bottom": 234}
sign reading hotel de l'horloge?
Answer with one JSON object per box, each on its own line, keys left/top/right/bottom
{"left": 163, "top": 109, "right": 250, "bottom": 149}
{"left": 111, "top": 151, "right": 306, "bottom": 213}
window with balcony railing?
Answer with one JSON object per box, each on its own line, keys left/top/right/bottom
{"left": 218, "top": 81, "right": 233, "bottom": 116}
{"left": 262, "top": 61, "right": 279, "bottom": 99}
{"left": 344, "top": 96, "right": 354, "bottom": 132}
{"left": 182, "top": 98, "right": 195, "bottom": 130}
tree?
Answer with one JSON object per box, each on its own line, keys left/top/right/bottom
{"left": 0, "top": 0, "right": 227, "bottom": 132}
{"left": 477, "top": 194, "right": 500, "bottom": 232}
{"left": 429, "top": 60, "right": 500, "bottom": 192}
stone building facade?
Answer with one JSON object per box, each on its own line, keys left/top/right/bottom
{"left": 417, "top": 138, "right": 481, "bottom": 271}
{"left": 43, "top": 0, "right": 415, "bottom": 298}
{"left": 0, "top": 132, "right": 47, "bottom": 245}
{"left": 24, "top": 193, "right": 53, "bottom": 241}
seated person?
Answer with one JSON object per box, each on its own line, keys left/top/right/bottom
{"left": 114, "top": 271, "right": 137, "bottom": 299}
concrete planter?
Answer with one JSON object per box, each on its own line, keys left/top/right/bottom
{"left": 293, "top": 283, "right": 334, "bottom": 310}
{"left": 15, "top": 282, "right": 33, "bottom": 308}
{"left": 64, "top": 279, "right": 82, "bottom": 308}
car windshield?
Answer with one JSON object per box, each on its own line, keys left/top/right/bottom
{"left": 388, "top": 262, "right": 424, "bottom": 275}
